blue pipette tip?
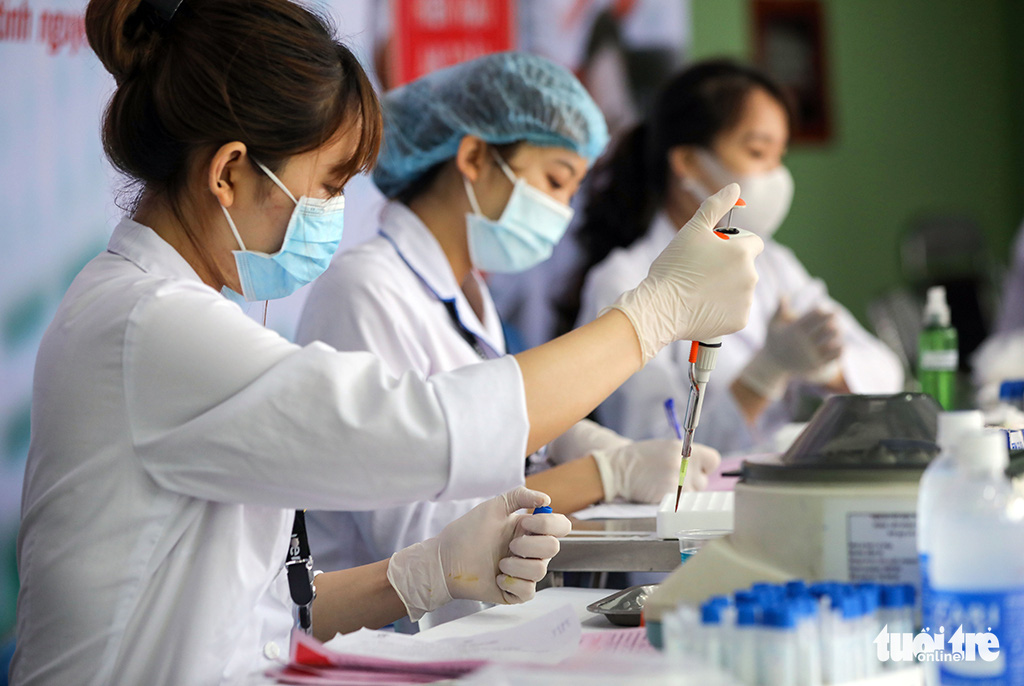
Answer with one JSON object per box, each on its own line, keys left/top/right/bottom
{"left": 532, "top": 506, "right": 553, "bottom": 514}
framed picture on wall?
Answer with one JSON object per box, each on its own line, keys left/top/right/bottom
{"left": 752, "top": 0, "right": 832, "bottom": 143}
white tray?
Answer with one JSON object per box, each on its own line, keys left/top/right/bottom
{"left": 655, "top": 491, "right": 734, "bottom": 539}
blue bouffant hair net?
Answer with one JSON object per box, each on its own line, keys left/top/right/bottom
{"left": 372, "top": 51, "right": 610, "bottom": 198}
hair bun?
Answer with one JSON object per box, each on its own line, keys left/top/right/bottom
{"left": 85, "top": 0, "right": 163, "bottom": 83}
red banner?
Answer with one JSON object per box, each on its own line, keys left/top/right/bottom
{"left": 391, "top": 0, "right": 515, "bottom": 86}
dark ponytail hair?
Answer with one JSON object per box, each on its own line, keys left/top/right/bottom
{"left": 85, "top": 0, "right": 381, "bottom": 267}
{"left": 559, "top": 59, "right": 791, "bottom": 333}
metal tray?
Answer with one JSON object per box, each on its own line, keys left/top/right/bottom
{"left": 585, "top": 584, "right": 658, "bottom": 627}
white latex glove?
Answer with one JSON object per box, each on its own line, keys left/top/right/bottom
{"left": 386, "top": 487, "right": 571, "bottom": 621}
{"left": 739, "top": 298, "right": 843, "bottom": 400}
{"left": 592, "top": 439, "right": 722, "bottom": 502}
{"left": 606, "top": 183, "right": 763, "bottom": 365}
{"left": 681, "top": 443, "right": 722, "bottom": 493}
{"left": 545, "top": 419, "right": 631, "bottom": 466}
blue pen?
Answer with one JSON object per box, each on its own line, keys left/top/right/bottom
{"left": 664, "top": 398, "right": 689, "bottom": 509}
{"left": 664, "top": 398, "right": 684, "bottom": 440}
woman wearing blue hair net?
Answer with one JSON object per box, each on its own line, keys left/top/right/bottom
{"left": 297, "top": 52, "right": 759, "bottom": 629}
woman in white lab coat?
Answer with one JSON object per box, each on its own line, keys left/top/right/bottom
{"left": 296, "top": 53, "right": 726, "bottom": 629}
{"left": 573, "top": 60, "right": 903, "bottom": 452}
{"left": 14, "top": 3, "right": 762, "bottom": 683}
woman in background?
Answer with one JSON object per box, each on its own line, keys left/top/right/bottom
{"left": 574, "top": 59, "right": 902, "bottom": 452}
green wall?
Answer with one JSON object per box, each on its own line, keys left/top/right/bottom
{"left": 689, "top": 0, "right": 1023, "bottom": 325}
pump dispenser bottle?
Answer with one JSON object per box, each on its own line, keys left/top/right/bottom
{"left": 918, "top": 286, "right": 958, "bottom": 409}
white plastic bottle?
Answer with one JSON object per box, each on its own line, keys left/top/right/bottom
{"left": 927, "top": 431, "right": 1024, "bottom": 685}
{"left": 917, "top": 410, "right": 985, "bottom": 629}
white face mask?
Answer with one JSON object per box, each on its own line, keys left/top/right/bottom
{"left": 681, "top": 149, "right": 794, "bottom": 240}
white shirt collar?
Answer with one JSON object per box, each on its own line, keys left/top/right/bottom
{"left": 106, "top": 216, "right": 206, "bottom": 284}
{"left": 378, "top": 202, "right": 464, "bottom": 302}
{"left": 378, "top": 202, "right": 504, "bottom": 356}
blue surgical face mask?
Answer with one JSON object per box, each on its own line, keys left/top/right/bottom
{"left": 220, "top": 159, "right": 345, "bottom": 301}
{"left": 463, "top": 150, "right": 574, "bottom": 274}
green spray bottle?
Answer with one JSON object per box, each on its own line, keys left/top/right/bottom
{"left": 918, "top": 286, "right": 958, "bottom": 409}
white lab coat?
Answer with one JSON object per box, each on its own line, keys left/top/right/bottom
{"left": 297, "top": 203, "right": 513, "bottom": 629}
{"left": 13, "top": 218, "right": 530, "bottom": 686}
{"left": 578, "top": 212, "right": 904, "bottom": 452}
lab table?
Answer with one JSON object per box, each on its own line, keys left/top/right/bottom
{"left": 546, "top": 516, "right": 679, "bottom": 586}
{"left": 416, "top": 587, "right": 922, "bottom": 686}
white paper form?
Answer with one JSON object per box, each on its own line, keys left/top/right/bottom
{"left": 320, "top": 602, "right": 581, "bottom": 665}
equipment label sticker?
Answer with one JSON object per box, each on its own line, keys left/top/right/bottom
{"left": 847, "top": 512, "right": 918, "bottom": 584}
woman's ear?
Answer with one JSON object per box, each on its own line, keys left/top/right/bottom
{"left": 454, "top": 135, "right": 488, "bottom": 183}
{"left": 667, "top": 145, "right": 701, "bottom": 181}
{"left": 208, "top": 142, "right": 249, "bottom": 208}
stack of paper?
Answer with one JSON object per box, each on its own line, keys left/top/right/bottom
{"left": 266, "top": 604, "right": 581, "bottom": 684}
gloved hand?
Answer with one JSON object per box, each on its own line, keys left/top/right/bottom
{"left": 681, "top": 443, "right": 722, "bottom": 493}
{"left": 545, "top": 419, "right": 631, "bottom": 466}
{"left": 739, "top": 298, "right": 843, "bottom": 400}
{"left": 591, "top": 439, "right": 722, "bottom": 502}
{"left": 386, "top": 487, "right": 571, "bottom": 621}
{"left": 606, "top": 183, "right": 763, "bottom": 366}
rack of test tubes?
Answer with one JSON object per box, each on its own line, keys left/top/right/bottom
{"left": 661, "top": 580, "right": 917, "bottom": 686}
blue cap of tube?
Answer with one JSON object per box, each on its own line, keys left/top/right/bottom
{"left": 880, "top": 585, "right": 904, "bottom": 608}
{"left": 734, "top": 591, "right": 756, "bottom": 604}
{"left": 793, "top": 596, "right": 818, "bottom": 619}
{"left": 763, "top": 604, "right": 796, "bottom": 628}
{"left": 808, "top": 583, "right": 832, "bottom": 599}
{"left": 752, "top": 582, "right": 781, "bottom": 593}
{"left": 701, "top": 601, "right": 723, "bottom": 625}
{"left": 999, "top": 380, "right": 1024, "bottom": 401}
{"left": 840, "top": 593, "right": 864, "bottom": 619}
{"left": 708, "top": 595, "right": 731, "bottom": 608}
{"left": 858, "top": 583, "right": 881, "bottom": 612}
{"left": 857, "top": 582, "right": 880, "bottom": 596}
{"left": 785, "top": 580, "right": 807, "bottom": 597}
{"left": 532, "top": 506, "right": 553, "bottom": 514}
{"left": 862, "top": 588, "right": 880, "bottom": 615}
{"left": 735, "top": 600, "right": 758, "bottom": 626}
{"left": 751, "top": 583, "right": 784, "bottom": 605}
{"left": 900, "top": 584, "right": 916, "bottom": 606}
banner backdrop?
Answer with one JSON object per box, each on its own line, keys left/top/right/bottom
{"left": 1, "top": 1, "right": 115, "bottom": 633}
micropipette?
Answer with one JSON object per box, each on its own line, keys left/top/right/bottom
{"left": 674, "top": 337, "right": 722, "bottom": 511}
{"left": 726, "top": 197, "right": 746, "bottom": 229}
{"left": 671, "top": 198, "right": 746, "bottom": 511}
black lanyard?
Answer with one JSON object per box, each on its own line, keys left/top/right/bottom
{"left": 379, "top": 229, "right": 495, "bottom": 362}
{"left": 441, "top": 300, "right": 490, "bottom": 361}
{"left": 285, "top": 510, "right": 315, "bottom": 634}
